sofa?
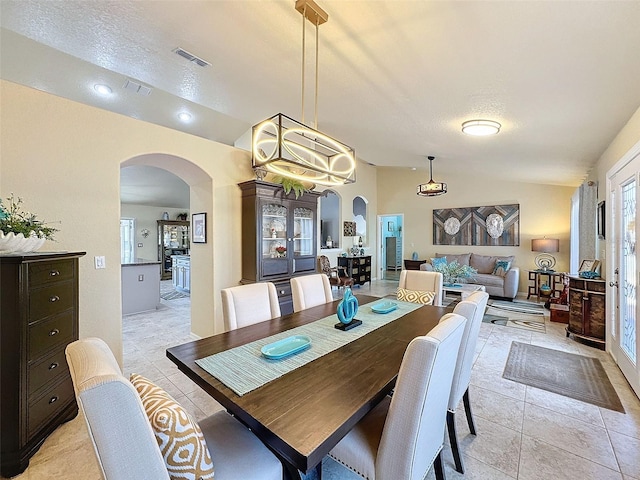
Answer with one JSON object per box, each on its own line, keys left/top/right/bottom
{"left": 420, "top": 252, "right": 519, "bottom": 299}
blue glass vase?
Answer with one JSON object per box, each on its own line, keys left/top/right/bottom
{"left": 337, "top": 287, "right": 359, "bottom": 324}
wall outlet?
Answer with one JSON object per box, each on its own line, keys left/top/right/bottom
{"left": 94, "top": 256, "right": 106, "bottom": 269}
{"left": 138, "top": 274, "right": 144, "bottom": 281}
{"left": 137, "top": 243, "right": 143, "bottom": 247}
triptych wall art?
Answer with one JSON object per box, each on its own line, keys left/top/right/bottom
{"left": 433, "top": 204, "right": 520, "bottom": 246}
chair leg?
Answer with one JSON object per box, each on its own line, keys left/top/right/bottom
{"left": 463, "top": 388, "right": 476, "bottom": 435}
{"left": 315, "top": 462, "right": 322, "bottom": 480}
{"left": 446, "top": 410, "right": 465, "bottom": 474}
{"left": 434, "top": 451, "right": 446, "bottom": 480}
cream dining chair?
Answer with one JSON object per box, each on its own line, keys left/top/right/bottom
{"left": 398, "top": 270, "right": 444, "bottom": 306}
{"left": 290, "top": 273, "right": 333, "bottom": 312}
{"left": 65, "top": 337, "right": 282, "bottom": 480}
{"left": 446, "top": 290, "right": 490, "bottom": 473}
{"left": 221, "top": 282, "right": 281, "bottom": 331}
{"left": 328, "top": 313, "right": 467, "bottom": 480}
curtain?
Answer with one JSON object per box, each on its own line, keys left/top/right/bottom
{"left": 578, "top": 181, "right": 598, "bottom": 262}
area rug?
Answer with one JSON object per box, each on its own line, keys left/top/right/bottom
{"left": 444, "top": 296, "right": 546, "bottom": 333}
{"left": 160, "top": 290, "right": 189, "bottom": 300}
{"left": 503, "top": 341, "right": 624, "bottom": 412}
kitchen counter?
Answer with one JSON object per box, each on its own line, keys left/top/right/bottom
{"left": 121, "top": 259, "right": 161, "bottom": 315}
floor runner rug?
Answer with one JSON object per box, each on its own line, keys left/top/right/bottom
{"left": 160, "top": 290, "right": 189, "bottom": 300}
{"left": 503, "top": 341, "right": 624, "bottom": 412}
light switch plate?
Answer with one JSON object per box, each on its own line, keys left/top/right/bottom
{"left": 94, "top": 256, "right": 106, "bottom": 269}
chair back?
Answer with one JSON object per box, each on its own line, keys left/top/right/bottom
{"left": 290, "top": 274, "right": 333, "bottom": 312}
{"left": 221, "top": 282, "right": 281, "bottom": 331}
{"left": 449, "top": 291, "right": 489, "bottom": 410}
{"left": 66, "top": 338, "right": 170, "bottom": 480}
{"left": 376, "top": 313, "right": 466, "bottom": 480}
{"left": 398, "top": 270, "right": 444, "bottom": 306}
{"left": 318, "top": 255, "right": 332, "bottom": 276}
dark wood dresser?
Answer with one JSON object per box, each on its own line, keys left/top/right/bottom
{"left": 566, "top": 275, "right": 606, "bottom": 349}
{"left": 1, "top": 251, "right": 86, "bottom": 477}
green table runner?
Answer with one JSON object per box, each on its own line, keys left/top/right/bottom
{"left": 196, "top": 300, "right": 422, "bottom": 396}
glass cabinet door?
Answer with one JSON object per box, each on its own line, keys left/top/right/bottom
{"left": 262, "top": 203, "right": 288, "bottom": 259}
{"left": 293, "top": 207, "right": 314, "bottom": 257}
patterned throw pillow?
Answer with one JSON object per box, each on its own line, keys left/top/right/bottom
{"left": 397, "top": 287, "right": 435, "bottom": 305}
{"left": 130, "top": 374, "right": 214, "bottom": 480}
{"left": 431, "top": 256, "right": 447, "bottom": 268}
{"left": 493, "top": 260, "right": 511, "bottom": 277}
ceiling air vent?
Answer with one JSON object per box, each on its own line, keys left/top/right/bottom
{"left": 123, "top": 79, "right": 152, "bottom": 96}
{"left": 173, "top": 47, "right": 211, "bottom": 67}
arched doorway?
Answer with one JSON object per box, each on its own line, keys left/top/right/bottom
{"left": 120, "top": 153, "right": 213, "bottom": 338}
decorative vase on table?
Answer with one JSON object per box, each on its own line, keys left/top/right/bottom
{"left": 0, "top": 194, "right": 57, "bottom": 254}
{"left": 335, "top": 287, "right": 361, "bottom": 331}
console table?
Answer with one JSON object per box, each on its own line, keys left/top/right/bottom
{"left": 403, "top": 259, "right": 426, "bottom": 270}
{"left": 566, "top": 276, "right": 606, "bottom": 349}
{"left": 338, "top": 255, "right": 371, "bottom": 286}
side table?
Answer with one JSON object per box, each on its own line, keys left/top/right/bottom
{"left": 527, "top": 270, "right": 562, "bottom": 302}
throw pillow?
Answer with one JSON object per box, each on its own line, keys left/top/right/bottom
{"left": 431, "top": 256, "right": 447, "bottom": 268}
{"left": 493, "top": 260, "right": 511, "bottom": 276}
{"left": 397, "top": 287, "right": 435, "bottom": 305}
{"left": 130, "top": 374, "right": 215, "bottom": 480}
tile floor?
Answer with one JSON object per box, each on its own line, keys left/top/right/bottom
{"left": 6, "top": 280, "right": 640, "bottom": 480}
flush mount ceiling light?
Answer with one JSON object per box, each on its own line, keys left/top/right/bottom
{"left": 177, "top": 112, "right": 192, "bottom": 122}
{"left": 461, "top": 119, "right": 501, "bottom": 136}
{"left": 417, "top": 156, "right": 447, "bottom": 197}
{"left": 93, "top": 84, "right": 112, "bottom": 95}
{"left": 251, "top": 0, "right": 356, "bottom": 186}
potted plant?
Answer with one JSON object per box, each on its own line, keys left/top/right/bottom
{"left": 432, "top": 260, "right": 477, "bottom": 286}
{"left": 275, "top": 245, "right": 287, "bottom": 257}
{"left": 0, "top": 193, "right": 58, "bottom": 253}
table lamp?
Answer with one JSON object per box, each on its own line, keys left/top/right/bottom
{"left": 532, "top": 237, "right": 559, "bottom": 272}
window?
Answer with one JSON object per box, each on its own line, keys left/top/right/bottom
{"left": 120, "top": 218, "right": 135, "bottom": 263}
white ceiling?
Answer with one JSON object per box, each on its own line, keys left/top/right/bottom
{"left": 120, "top": 166, "right": 189, "bottom": 208}
{"left": 2, "top": 0, "right": 640, "bottom": 192}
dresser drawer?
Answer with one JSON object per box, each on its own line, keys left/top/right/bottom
{"left": 29, "top": 281, "right": 74, "bottom": 322}
{"left": 273, "top": 281, "right": 292, "bottom": 299}
{"left": 29, "top": 260, "right": 75, "bottom": 287}
{"left": 28, "top": 377, "right": 75, "bottom": 437}
{"left": 28, "top": 312, "right": 74, "bottom": 361}
{"left": 28, "top": 348, "right": 70, "bottom": 396}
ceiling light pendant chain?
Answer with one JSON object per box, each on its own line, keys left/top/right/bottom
{"left": 416, "top": 156, "right": 447, "bottom": 197}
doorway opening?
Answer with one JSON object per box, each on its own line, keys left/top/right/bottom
{"left": 378, "top": 214, "right": 404, "bottom": 281}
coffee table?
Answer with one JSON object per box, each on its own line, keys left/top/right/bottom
{"left": 442, "top": 283, "right": 486, "bottom": 300}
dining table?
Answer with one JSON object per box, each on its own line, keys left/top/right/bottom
{"left": 166, "top": 294, "right": 450, "bottom": 479}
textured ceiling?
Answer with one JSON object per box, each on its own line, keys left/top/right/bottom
{"left": 2, "top": 0, "right": 640, "bottom": 190}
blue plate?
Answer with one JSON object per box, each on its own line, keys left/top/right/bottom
{"left": 261, "top": 335, "right": 311, "bottom": 360}
{"left": 371, "top": 301, "right": 398, "bottom": 314}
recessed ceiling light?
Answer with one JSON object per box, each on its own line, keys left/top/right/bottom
{"left": 177, "top": 112, "right": 192, "bottom": 122}
{"left": 94, "top": 84, "right": 112, "bottom": 95}
{"left": 462, "top": 119, "right": 501, "bottom": 136}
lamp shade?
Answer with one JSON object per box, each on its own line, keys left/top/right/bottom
{"left": 531, "top": 238, "right": 559, "bottom": 253}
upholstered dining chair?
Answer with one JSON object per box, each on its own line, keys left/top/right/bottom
{"left": 398, "top": 270, "right": 444, "bottom": 306}
{"left": 221, "top": 282, "right": 281, "bottom": 331}
{"left": 328, "top": 313, "right": 467, "bottom": 480}
{"left": 290, "top": 273, "right": 333, "bottom": 312}
{"left": 318, "top": 255, "right": 354, "bottom": 289}
{"left": 445, "top": 290, "right": 490, "bottom": 473}
{"left": 65, "top": 337, "right": 282, "bottom": 480}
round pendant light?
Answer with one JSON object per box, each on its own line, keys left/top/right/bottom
{"left": 462, "top": 119, "right": 501, "bottom": 136}
{"left": 417, "top": 156, "right": 447, "bottom": 197}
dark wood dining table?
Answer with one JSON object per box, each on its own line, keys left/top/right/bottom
{"left": 166, "top": 294, "right": 450, "bottom": 479}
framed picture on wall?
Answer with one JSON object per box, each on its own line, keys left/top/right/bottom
{"left": 192, "top": 212, "right": 207, "bottom": 243}
{"left": 579, "top": 259, "right": 600, "bottom": 273}
{"left": 597, "top": 201, "right": 605, "bottom": 239}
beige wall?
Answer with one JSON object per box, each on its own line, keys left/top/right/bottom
{"left": 0, "top": 80, "right": 256, "bottom": 362}
{"left": 376, "top": 167, "right": 576, "bottom": 294}
{"left": 592, "top": 105, "right": 640, "bottom": 272}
